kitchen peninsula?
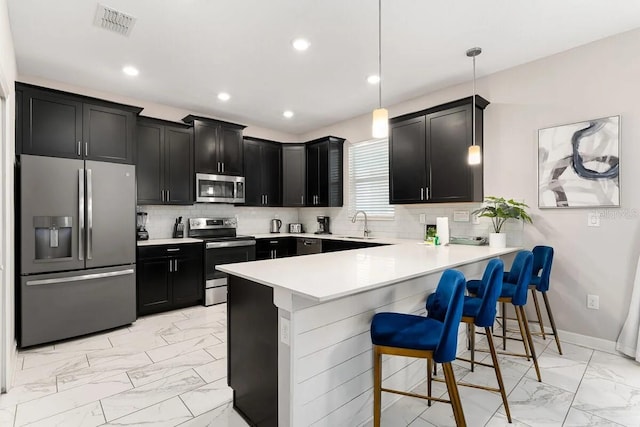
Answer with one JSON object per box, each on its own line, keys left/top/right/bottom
{"left": 217, "top": 241, "right": 519, "bottom": 427}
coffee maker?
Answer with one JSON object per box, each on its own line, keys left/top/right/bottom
{"left": 137, "top": 212, "right": 149, "bottom": 240}
{"left": 315, "top": 216, "right": 330, "bottom": 234}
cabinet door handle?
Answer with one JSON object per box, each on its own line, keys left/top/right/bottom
{"left": 420, "top": 188, "right": 424, "bottom": 200}
{"left": 77, "top": 141, "right": 81, "bottom": 156}
{"left": 425, "top": 187, "right": 429, "bottom": 201}
{"left": 168, "top": 259, "right": 173, "bottom": 273}
{"left": 161, "top": 190, "right": 165, "bottom": 202}
{"left": 265, "top": 194, "right": 268, "bottom": 205}
{"left": 301, "top": 195, "right": 304, "bottom": 205}
{"left": 174, "top": 259, "right": 178, "bottom": 272}
{"left": 221, "top": 162, "right": 225, "bottom": 173}
{"left": 166, "top": 190, "right": 170, "bottom": 201}
{"left": 84, "top": 142, "right": 88, "bottom": 157}
{"left": 217, "top": 162, "right": 221, "bottom": 173}
{"left": 166, "top": 248, "right": 180, "bottom": 252}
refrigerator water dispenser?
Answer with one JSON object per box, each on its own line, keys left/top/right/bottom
{"left": 34, "top": 216, "right": 72, "bottom": 261}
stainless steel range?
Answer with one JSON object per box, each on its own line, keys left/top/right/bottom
{"left": 188, "top": 217, "right": 256, "bottom": 306}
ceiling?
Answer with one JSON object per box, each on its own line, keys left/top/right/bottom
{"left": 7, "top": 1, "right": 640, "bottom": 135}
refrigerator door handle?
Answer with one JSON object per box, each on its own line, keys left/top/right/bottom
{"left": 78, "top": 168, "right": 85, "bottom": 261}
{"left": 87, "top": 169, "right": 93, "bottom": 260}
{"left": 25, "top": 269, "right": 135, "bottom": 286}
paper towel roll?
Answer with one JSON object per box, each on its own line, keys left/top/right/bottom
{"left": 436, "top": 217, "right": 450, "bottom": 245}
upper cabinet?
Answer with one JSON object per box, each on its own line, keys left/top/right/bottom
{"left": 17, "top": 83, "right": 141, "bottom": 164}
{"left": 182, "top": 115, "right": 246, "bottom": 176}
{"left": 389, "top": 96, "right": 488, "bottom": 204}
{"left": 282, "top": 144, "right": 306, "bottom": 207}
{"left": 243, "top": 137, "right": 282, "bottom": 207}
{"left": 137, "top": 117, "right": 194, "bottom": 205}
{"left": 306, "top": 136, "right": 344, "bottom": 207}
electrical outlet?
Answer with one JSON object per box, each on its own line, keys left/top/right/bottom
{"left": 280, "top": 317, "right": 290, "bottom": 345}
{"left": 419, "top": 213, "right": 427, "bottom": 224}
{"left": 587, "top": 212, "right": 600, "bottom": 227}
{"left": 453, "top": 210, "right": 470, "bottom": 222}
{"left": 472, "top": 214, "right": 480, "bottom": 225}
{"left": 587, "top": 294, "right": 599, "bottom": 310}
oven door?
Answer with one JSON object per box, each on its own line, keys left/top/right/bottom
{"left": 205, "top": 240, "right": 256, "bottom": 305}
{"left": 196, "top": 173, "right": 245, "bottom": 203}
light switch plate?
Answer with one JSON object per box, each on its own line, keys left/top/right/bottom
{"left": 419, "top": 213, "right": 427, "bottom": 224}
{"left": 587, "top": 212, "right": 600, "bottom": 227}
{"left": 453, "top": 210, "right": 470, "bottom": 222}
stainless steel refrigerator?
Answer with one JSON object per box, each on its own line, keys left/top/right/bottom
{"left": 19, "top": 155, "right": 136, "bottom": 347}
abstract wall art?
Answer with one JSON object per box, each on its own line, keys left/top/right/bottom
{"left": 538, "top": 116, "right": 620, "bottom": 208}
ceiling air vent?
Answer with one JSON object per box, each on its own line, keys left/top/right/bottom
{"left": 94, "top": 4, "right": 136, "bottom": 37}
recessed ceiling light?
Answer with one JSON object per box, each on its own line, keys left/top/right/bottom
{"left": 122, "top": 65, "right": 139, "bottom": 76}
{"left": 292, "top": 38, "right": 310, "bottom": 51}
{"left": 217, "top": 92, "right": 231, "bottom": 101}
{"left": 367, "top": 75, "right": 380, "bottom": 84}
{"left": 283, "top": 110, "right": 294, "bottom": 119}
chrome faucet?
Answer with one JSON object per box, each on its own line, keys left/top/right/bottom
{"left": 351, "top": 210, "right": 371, "bottom": 237}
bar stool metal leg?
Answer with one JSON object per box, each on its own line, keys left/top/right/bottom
{"left": 519, "top": 306, "right": 542, "bottom": 382}
{"left": 442, "top": 362, "right": 467, "bottom": 427}
{"left": 530, "top": 288, "right": 546, "bottom": 340}
{"left": 373, "top": 346, "right": 382, "bottom": 427}
{"left": 485, "top": 326, "right": 512, "bottom": 422}
{"left": 542, "top": 292, "right": 563, "bottom": 355}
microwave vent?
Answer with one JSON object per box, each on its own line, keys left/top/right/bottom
{"left": 93, "top": 4, "right": 136, "bottom": 37}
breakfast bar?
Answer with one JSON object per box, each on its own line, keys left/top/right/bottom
{"left": 218, "top": 242, "right": 519, "bottom": 427}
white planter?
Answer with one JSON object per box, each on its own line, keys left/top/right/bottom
{"left": 489, "top": 232, "right": 506, "bottom": 248}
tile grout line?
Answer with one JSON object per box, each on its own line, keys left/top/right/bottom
{"left": 178, "top": 395, "right": 196, "bottom": 418}
{"left": 98, "top": 399, "right": 107, "bottom": 425}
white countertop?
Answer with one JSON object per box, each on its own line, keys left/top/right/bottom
{"left": 252, "top": 233, "right": 407, "bottom": 245}
{"left": 137, "top": 238, "right": 203, "bottom": 246}
{"left": 217, "top": 242, "right": 519, "bottom": 302}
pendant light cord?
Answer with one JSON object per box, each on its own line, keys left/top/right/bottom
{"left": 472, "top": 54, "right": 476, "bottom": 147}
{"left": 378, "top": 0, "right": 382, "bottom": 109}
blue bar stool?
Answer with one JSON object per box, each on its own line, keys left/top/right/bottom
{"left": 467, "top": 251, "right": 541, "bottom": 382}
{"left": 371, "top": 270, "right": 467, "bottom": 427}
{"left": 429, "top": 259, "right": 512, "bottom": 423}
{"left": 528, "top": 246, "right": 562, "bottom": 354}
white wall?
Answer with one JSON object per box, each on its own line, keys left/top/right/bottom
{"left": 300, "top": 28, "right": 640, "bottom": 343}
{"left": 0, "top": 0, "right": 17, "bottom": 392}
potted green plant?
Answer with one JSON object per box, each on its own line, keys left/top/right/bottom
{"left": 472, "top": 196, "right": 533, "bottom": 248}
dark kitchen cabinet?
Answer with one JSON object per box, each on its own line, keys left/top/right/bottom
{"left": 256, "top": 237, "right": 296, "bottom": 260}
{"left": 321, "top": 239, "right": 385, "bottom": 253}
{"left": 243, "top": 137, "right": 282, "bottom": 206}
{"left": 137, "top": 117, "right": 194, "bottom": 205}
{"left": 183, "top": 115, "right": 246, "bottom": 176}
{"left": 389, "top": 96, "right": 488, "bottom": 204}
{"left": 306, "top": 136, "right": 344, "bottom": 207}
{"left": 137, "top": 243, "right": 204, "bottom": 316}
{"left": 282, "top": 144, "right": 306, "bottom": 207}
{"left": 17, "top": 83, "right": 141, "bottom": 164}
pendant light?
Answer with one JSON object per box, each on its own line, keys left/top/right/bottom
{"left": 467, "top": 47, "right": 482, "bottom": 165}
{"left": 371, "top": 0, "right": 388, "bottom": 138}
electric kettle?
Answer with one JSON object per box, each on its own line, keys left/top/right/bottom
{"left": 270, "top": 219, "right": 282, "bottom": 233}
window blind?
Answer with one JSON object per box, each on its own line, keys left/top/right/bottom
{"left": 348, "top": 138, "right": 394, "bottom": 218}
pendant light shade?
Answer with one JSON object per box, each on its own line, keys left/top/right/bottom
{"left": 371, "top": 0, "right": 388, "bottom": 138}
{"left": 468, "top": 144, "right": 481, "bottom": 165}
{"left": 467, "top": 47, "right": 482, "bottom": 165}
{"left": 372, "top": 108, "right": 388, "bottom": 138}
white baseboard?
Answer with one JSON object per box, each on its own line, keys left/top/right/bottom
{"left": 553, "top": 328, "right": 617, "bottom": 354}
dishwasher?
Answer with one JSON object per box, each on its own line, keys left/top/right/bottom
{"left": 296, "top": 238, "right": 322, "bottom": 255}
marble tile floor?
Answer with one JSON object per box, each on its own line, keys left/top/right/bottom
{"left": 2, "top": 303, "right": 639, "bottom": 427}
{"left": 369, "top": 331, "right": 640, "bottom": 427}
{"left": 1, "top": 303, "right": 249, "bottom": 427}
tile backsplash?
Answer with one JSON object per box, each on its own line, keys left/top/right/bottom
{"left": 140, "top": 202, "right": 524, "bottom": 246}
{"left": 139, "top": 204, "right": 300, "bottom": 239}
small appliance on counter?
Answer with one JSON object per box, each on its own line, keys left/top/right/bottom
{"left": 137, "top": 211, "right": 149, "bottom": 241}
{"left": 173, "top": 217, "right": 185, "bottom": 238}
{"left": 315, "top": 216, "right": 331, "bottom": 234}
{"left": 288, "top": 223, "right": 304, "bottom": 233}
{"left": 270, "top": 219, "right": 282, "bottom": 233}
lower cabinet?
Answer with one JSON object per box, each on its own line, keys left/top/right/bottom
{"left": 137, "top": 243, "right": 204, "bottom": 316}
{"left": 256, "top": 238, "right": 296, "bottom": 260}
{"left": 321, "top": 239, "right": 384, "bottom": 252}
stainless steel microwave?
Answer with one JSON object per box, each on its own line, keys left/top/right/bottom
{"left": 196, "top": 173, "right": 245, "bottom": 203}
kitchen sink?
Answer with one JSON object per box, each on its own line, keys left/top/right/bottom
{"left": 336, "top": 235, "right": 377, "bottom": 240}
